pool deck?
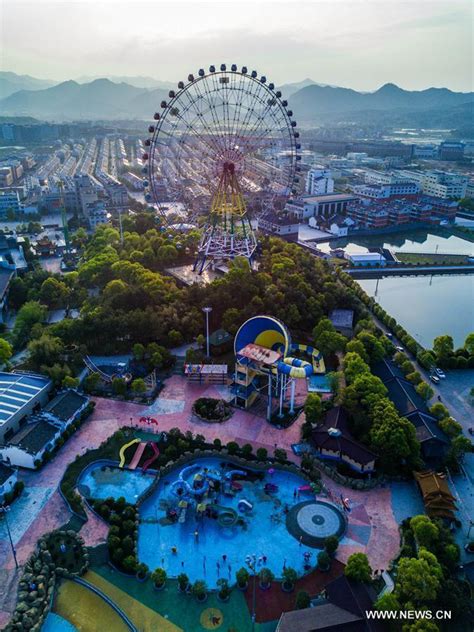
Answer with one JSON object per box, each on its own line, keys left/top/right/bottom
{"left": 0, "top": 374, "right": 415, "bottom": 627}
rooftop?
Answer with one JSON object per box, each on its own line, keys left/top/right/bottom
{"left": 0, "top": 372, "right": 51, "bottom": 426}
{"left": 329, "top": 309, "right": 354, "bottom": 329}
{"left": 44, "top": 390, "right": 88, "bottom": 422}
{"left": 6, "top": 420, "right": 58, "bottom": 455}
{"left": 302, "top": 193, "right": 358, "bottom": 204}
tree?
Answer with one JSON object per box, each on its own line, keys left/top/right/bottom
{"left": 429, "top": 403, "right": 450, "bottom": 420}
{"left": 131, "top": 378, "right": 147, "bottom": 395}
{"left": 27, "top": 333, "right": 64, "bottom": 369}
{"left": 324, "top": 536, "right": 339, "bottom": 556}
{"left": 344, "top": 553, "right": 372, "bottom": 583}
{"left": 438, "top": 417, "right": 462, "bottom": 438}
{"left": 433, "top": 335, "right": 454, "bottom": 362}
{"left": 464, "top": 332, "right": 474, "bottom": 355}
{"left": 12, "top": 301, "right": 47, "bottom": 347}
{"left": 375, "top": 592, "right": 400, "bottom": 612}
{"left": 343, "top": 352, "right": 370, "bottom": 384}
{"left": 112, "top": 377, "right": 127, "bottom": 396}
{"left": 313, "top": 318, "right": 347, "bottom": 356}
{"left": 448, "top": 435, "right": 472, "bottom": 464}
{"left": 295, "top": 590, "right": 311, "bottom": 609}
{"left": 410, "top": 516, "right": 439, "bottom": 549}
{"left": 304, "top": 393, "right": 323, "bottom": 425}
{"left": 395, "top": 549, "right": 442, "bottom": 604}
{"left": 39, "top": 277, "right": 70, "bottom": 308}
{"left": 402, "top": 621, "right": 440, "bottom": 632}
{"left": 62, "top": 375, "right": 80, "bottom": 389}
{"left": 406, "top": 371, "right": 422, "bottom": 385}
{"left": 317, "top": 550, "right": 331, "bottom": 570}
{"left": 356, "top": 331, "right": 385, "bottom": 364}
{"left": 0, "top": 337, "right": 12, "bottom": 364}
{"left": 345, "top": 339, "right": 369, "bottom": 363}
{"left": 416, "top": 381, "right": 434, "bottom": 401}
{"left": 132, "top": 343, "right": 145, "bottom": 360}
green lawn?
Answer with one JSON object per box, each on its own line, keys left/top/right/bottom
{"left": 395, "top": 252, "right": 470, "bottom": 265}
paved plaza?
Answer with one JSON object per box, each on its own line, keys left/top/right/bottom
{"left": 0, "top": 374, "right": 428, "bottom": 626}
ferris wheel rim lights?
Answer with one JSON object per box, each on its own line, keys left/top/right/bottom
{"left": 144, "top": 64, "right": 300, "bottom": 222}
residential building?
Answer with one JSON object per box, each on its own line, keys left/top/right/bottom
{"left": 258, "top": 212, "right": 299, "bottom": 238}
{"left": 311, "top": 406, "right": 377, "bottom": 474}
{"left": 398, "top": 170, "right": 468, "bottom": 199}
{"left": 438, "top": 141, "right": 465, "bottom": 161}
{"left": 353, "top": 181, "right": 420, "bottom": 200}
{"left": 306, "top": 167, "right": 334, "bottom": 195}
{"left": 286, "top": 194, "right": 358, "bottom": 221}
{"left": 413, "top": 145, "right": 438, "bottom": 159}
{"left": 0, "top": 191, "right": 22, "bottom": 218}
{"left": 0, "top": 168, "right": 13, "bottom": 187}
{"left": 86, "top": 201, "right": 110, "bottom": 230}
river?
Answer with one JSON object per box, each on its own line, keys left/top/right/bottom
{"left": 358, "top": 274, "right": 474, "bottom": 349}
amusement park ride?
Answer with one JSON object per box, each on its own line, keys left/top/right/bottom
{"left": 143, "top": 64, "right": 300, "bottom": 273}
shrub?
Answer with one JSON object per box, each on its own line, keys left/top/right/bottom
{"left": 256, "top": 447, "right": 268, "bottom": 461}
{"left": 226, "top": 441, "right": 239, "bottom": 455}
{"left": 295, "top": 590, "right": 311, "bottom": 609}
{"left": 324, "top": 535, "right": 339, "bottom": 556}
{"left": 241, "top": 443, "right": 253, "bottom": 457}
{"left": 151, "top": 567, "right": 167, "bottom": 587}
{"left": 136, "top": 562, "right": 149, "bottom": 579}
{"left": 344, "top": 552, "right": 372, "bottom": 583}
{"left": 192, "top": 579, "right": 207, "bottom": 600}
{"left": 217, "top": 577, "right": 231, "bottom": 600}
{"left": 274, "top": 448, "right": 287, "bottom": 462}
{"left": 259, "top": 567, "right": 274, "bottom": 587}
{"left": 282, "top": 566, "right": 297, "bottom": 589}
{"left": 236, "top": 567, "right": 249, "bottom": 587}
{"left": 317, "top": 550, "right": 331, "bottom": 571}
{"left": 177, "top": 572, "right": 189, "bottom": 591}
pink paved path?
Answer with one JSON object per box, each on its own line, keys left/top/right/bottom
{"left": 0, "top": 375, "right": 403, "bottom": 625}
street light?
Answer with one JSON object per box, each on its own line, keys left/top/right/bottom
{"left": 246, "top": 554, "right": 257, "bottom": 632}
{"left": 0, "top": 506, "right": 18, "bottom": 569}
{"left": 202, "top": 306, "right": 212, "bottom": 358}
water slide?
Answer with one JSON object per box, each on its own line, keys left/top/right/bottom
{"left": 119, "top": 439, "right": 140, "bottom": 468}
{"left": 276, "top": 343, "right": 326, "bottom": 378}
{"left": 225, "top": 469, "right": 247, "bottom": 480}
{"left": 142, "top": 442, "right": 160, "bottom": 472}
{"left": 129, "top": 442, "right": 146, "bottom": 470}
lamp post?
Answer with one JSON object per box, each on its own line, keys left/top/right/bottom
{"left": 246, "top": 554, "right": 257, "bottom": 632}
{"left": 202, "top": 306, "right": 212, "bottom": 358}
{"left": 0, "top": 506, "right": 18, "bottom": 569}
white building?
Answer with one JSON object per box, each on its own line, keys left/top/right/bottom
{"left": 305, "top": 167, "right": 334, "bottom": 195}
{"left": 398, "top": 170, "right": 468, "bottom": 199}
{"left": 344, "top": 252, "right": 387, "bottom": 267}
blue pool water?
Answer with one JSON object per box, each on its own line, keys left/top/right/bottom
{"left": 308, "top": 374, "right": 332, "bottom": 393}
{"left": 78, "top": 464, "right": 153, "bottom": 503}
{"left": 138, "top": 457, "right": 343, "bottom": 586}
{"left": 42, "top": 613, "right": 77, "bottom": 632}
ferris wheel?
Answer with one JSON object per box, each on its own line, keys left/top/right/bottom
{"left": 142, "top": 64, "right": 301, "bottom": 271}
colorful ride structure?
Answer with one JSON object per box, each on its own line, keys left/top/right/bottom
{"left": 119, "top": 438, "right": 161, "bottom": 472}
{"left": 231, "top": 315, "right": 326, "bottom": 420}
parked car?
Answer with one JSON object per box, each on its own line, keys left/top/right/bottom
{"left": 395, "top": 346, "right": 404, "bottom": 352}
{"left": 430, "top": 375, "right": 440, "bottom": 384}
{"left": 435, "top": 368, "right": 446, "bottom": 378}
{"left": 386, "top": 332, "right": 393, "bottom": 339}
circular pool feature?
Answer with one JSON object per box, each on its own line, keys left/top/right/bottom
{"left": 286, "top": 500, "right": 345, "bottom": 548}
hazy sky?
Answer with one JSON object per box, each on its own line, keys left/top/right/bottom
{"left": 1, "top": 0, "right": 472, "bottom": 91}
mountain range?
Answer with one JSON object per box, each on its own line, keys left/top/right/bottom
{"left": 0, "top": 71, "right": 472, "bottom": 127}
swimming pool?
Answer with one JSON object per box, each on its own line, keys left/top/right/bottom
{"left": 78, "top": 463, "right": 154, "bottom": 504}
{"left": 138, "top": 457, "right": 345, "bottom": 586}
